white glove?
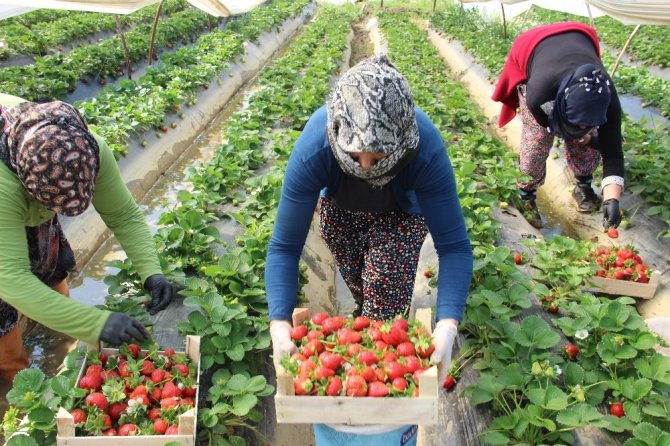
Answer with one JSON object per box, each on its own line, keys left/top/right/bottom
{"left": 270, "top": 320, "right": 297, "bottom": 367}
{"left": 430, "top": 319, "right": 458, "bottom": 387}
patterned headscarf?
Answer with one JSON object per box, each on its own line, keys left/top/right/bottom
{"left": 0, "top": 101, "right": 99, "bottom": 216}
{"left": 327, "top": 55, "right": 420, "bottom": 188}
{"left": 549, "top": 64, "right": 611, "bottom": 140}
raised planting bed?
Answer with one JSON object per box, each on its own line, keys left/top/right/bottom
{"left": 275, "top": 308, "right": 439, "bottom": 426}
{"left": 55, "top": 336, "right": 200, "bottom": 445}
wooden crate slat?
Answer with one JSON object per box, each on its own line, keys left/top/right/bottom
{"left": 587, "top": 270, "right": 661, "bottom": 299}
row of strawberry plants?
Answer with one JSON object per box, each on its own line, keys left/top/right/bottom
{"left": 0, "top": 7, "right": 210, "bottom": 102}
{"left": 105, "top": 5, "right": 354, "bottom": 444}
{"left": 378, "top": 12, "right": 670, "bottom": 445}
{"left": 0, "top": 0, "right": 189, "bottom": 60}
{"left": 76, "top": 0, "right": 309, "bottom": 159}
{"left": 430, "top": 6, "right": 670, "bottom": 237}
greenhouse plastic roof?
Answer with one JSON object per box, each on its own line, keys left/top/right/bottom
{"left": 458, "top": 0, "right": 670, "bottom": 25}
{"left": 0, "top": 0, "right": 267, "bottom": 20}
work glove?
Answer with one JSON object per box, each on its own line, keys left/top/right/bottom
{"left": 602, "top": 198, "right": 621, "bottom": 229}
{"left": 100, "top": 312, "right": 151, "bottom": 346}
{"left": 144, "top": 274, "right": 173, "bottom": 315}
{"left": 430, "top": 319, "right": 459, "bottom": 388}
{"left": 270, "top": 320, "right": 297, "bottom": 367}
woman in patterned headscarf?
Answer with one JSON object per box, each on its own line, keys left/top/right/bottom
{"left": 0, "top": 95, "right": 173, "bottom": 383}
{"left": 492, "top": 22, "right": 624, "bottom": 230}
{"left": 265, "top": 55, "right": 473, "bottom": 386}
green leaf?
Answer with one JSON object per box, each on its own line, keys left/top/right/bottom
{"left": 50, "top": 375, "right": 72, "bottom": 397}
{"left": 27, "top": 407, "right": 55, "bottom": 424}
{"left": 527, "top": 386, "right": 568, "bottom": 411}
{"left": 631, "top": 422, "right": 670, "bottom": 445}
{"left": 514, "top": 316, "right": 560, "bottom": 349}
{"left": 226, "top": 344, "right": 246, "bottom": 362}
{"left": 564, "top": 362, "right": 585, "bottom": 387}
{"left": 6, "top": 436, "right": 39, "bottom": 446}
{"left": 556, "top": 403, "right": 603, "bottom": 427}
{"left": 244, "top": 375, "right": 268, "bottom": 393}
{"left": 13, "top": 368, "right": 45, "bottom": 391}
{"left": 620, "top": 378, "right": 652, "bottom": 401}
{"left": 479, "top": 431, "right": 509, "bottom": 445}
{"left": 232, "top": 393, "right": 258, "bottom": 416}
{"left": 187, "top": 310, "right": 208, "bottom": 333}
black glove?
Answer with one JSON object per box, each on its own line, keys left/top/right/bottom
{"left": 100, "top": 312, "right": 150, "bottom": 346}
{"left": 602, "top": 198, "right": 621, "bottom": 229}
{"left": 144, "top": 274, "right": 173, "bottom": 315}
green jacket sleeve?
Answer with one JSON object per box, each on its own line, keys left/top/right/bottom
{"left": 0, "top": 165, "right": 110, "bottom": 345}
{"left": 91, "top": 135, "right": 162, "bottom": 282}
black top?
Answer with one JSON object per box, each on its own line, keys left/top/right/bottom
{"left": 329, "top": 173, "right": 399, "bottom": 213}
{"left": 526, "top": 32, "right": 624, "bottom": 178}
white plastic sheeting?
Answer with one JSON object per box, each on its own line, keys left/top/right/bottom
{"left": 0, "top": 0, "right": 267, "bottom": 20}
{"left": 456, "top": 0, "right": 670, "bottom": 25}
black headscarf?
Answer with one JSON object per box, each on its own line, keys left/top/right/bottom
{"left": 549, "top": 64, "right": 611, "bottom": 140}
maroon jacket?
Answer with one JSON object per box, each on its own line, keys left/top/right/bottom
{"left": 492, "top": 22, "right": 601, "bottom": 127}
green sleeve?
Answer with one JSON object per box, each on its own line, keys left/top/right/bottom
{"left": 91, "top": 135, "right": 162, "bottom": 282}
{"left": 0, "top": 166, "right": 110, "bottom": 345}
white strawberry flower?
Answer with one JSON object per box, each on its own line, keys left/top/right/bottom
{"left": 575, "top": 329, "right": 589, "bottom": 340}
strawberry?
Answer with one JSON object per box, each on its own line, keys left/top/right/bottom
{"left": 154, "top": 418, "right": 168, "bottom": 435}
{"left": 382, "top": 351, "right": 398, "bottom": 363}
{"left": 423, "top": 268, "right": 432, "bottom": 278}
{"left": 358, "top": 350, "right": 378, "bottom": 366}
{"left": 108, "top": 402, "right": 127, "bottom": 420}
{"left": 182, "top": 385, "right": 197, "bottom": 398}
{"left": 396, "top": 342, "right": 415, "bottom": 357}
{"left": 180, "top": 397, "right": 195, "bottom": 407}
{"left": 385, "top": 361, "right": 406, "bottom": 381}
{"left": 353, "top": 316, "right": 371, "bottom": 331}
{"left": 321, "top": 317, "right": 345, "bottom": 335}
{"left": 374, "top": 340, "right": 388, "bottom": 351}
{"left": 315, "top": 365, "right": 335, "bottom": 381}
{"left": 173, "top": 364, "right": 189, "bottom": 378}
{"left": 547, "top": 304, "right": 559, "bottom": 314}
{"left": 306, "top": 330, "right": 324, "bottom": 341}
{"left": 148, "top": 408, "right": 162, "bottom": 420}
{"left": 294, "top": 377, "right": 314, "bottom": 396}
{"left": 166, "top": 425, "right": 179, "bottom": 435}
{"left": 302, "top": 339, "right": 324, "bottom": 356}
{"left": 318, "top": 352, "right": 343, "bottom": 371}
{"left": 161, "top": 125, "right": 169, "bottom": 133}
{"left": 367, "top": 381, "right": 390, "bottom": 397}
{"left": 79, "top": 373, "right": 102, "bottom": 391}
{"left": 345, "top": 375, "right": 367, "bottom": 397}
{"left": 151, "top": 369, "right": 166, "bottom": 384}
{"left": 117, "top": 423, "right": 138, "bottom": 436}
{"left": 161, "top": 397, "right": 180, "bottom": 409}
{"left": 368, "top": 326, "right": 383, "bottom": 342}
{"left": 443, "top": 375, "right": 456, "bottom": 390}
{"left": 102, "top": 429, "right": 117, "bottom": 436}
{"left": 416, "top": 343, "right": 435, "bottom": 359}
{"left": 290, "top": 325, "right": 308, "bottom": 341}
{"left": 610, "top": 401, "right": 625, "bottom": 417}
{"left": 325, "top": 376, "right": 343, "bottom": 396}
{"left": 99, "top": 78, "right": 107, "bottom": 86}
{"left": 392, "top": 318, "right": 409, "bottom": 332}
{"left": 140, "top": 360, "right": 154, "bottom": 376}
{"left": 346, "top": 343, "right": 362, "bottom": 357}
{"left": 129, "top": 385, "right": 148, "bottom": 398}
{"left": 513, "top": 252, "right": 523, "bottom": 265}
{"left": 607, "top": 227, "right": 619, "bottom": 239}
{"left": 161, "top": 381, "right": 181, "bottom": 399}
{"left": 86, "top": 364, "right": 104, "bottom": 377}
{"left": 311, "top": 312, "right": 329, "bottom": 326}
{"left": 392, "top": 377, "right": 407, "bottom": 392}
{"left": 85, "top": 392, "right": 108, "bottom": 411}
{"left": 565, "top": 343, "right": 579, "bottom": 359}
{"left": 128, "top": 344, "right": 142, "bottom": 359}
{"left": 102, "top": 413, "right": 112, "bottom": 428}
{"left": 163, "top": 348, "right": 176, "bottom": 358}
{"left": 71, "top": 408, "right": 87, "bottom": 424}
{"left": 98, "top": 352, "right": 108, "bottom": 366}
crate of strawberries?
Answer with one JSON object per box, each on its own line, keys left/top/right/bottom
{"left": 274, "top": 308, "right": 438, "bottom": 425}
{"left": 56, "top": 335, "right": 200, "bottom": 445}
{"left": 587, "top": 245, "right": 660, "bottom": 299}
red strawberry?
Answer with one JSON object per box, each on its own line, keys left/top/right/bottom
{"left": 118, "top": 361, "right": 132, "bottom": 378}
{"left": 84, "top": 392, "right": 108, "bottom": 411}
{"left": 396, "top": 342, "right": 415, "bottom": 357}
{"left": 403, "top": 356, "right": 422, "bottom": 374}
{"left": 129, "top": 385, "right": 148, "bottom": 398}
{"left": 154, "top": 418, "right": 168, "bottom": 435}
{"left": 392, "top": 318, "right": 409, "bottom": 332}
{"left": 358, "top": 350, "right": 378, "bottom": 366}
{"left": 385, "top": 362, "right": 406, "bottom": 381}
{"left": 151, "top": 369, "right": 166, "bottom": 384}
{"left": 148, "top": 408, "right": 161, "bottom": 420}
{"left": 423, "top": 268, "right": 432, "bottom": 278}
{"left": 306, "top": 330, "right": 324, "bottom": 341}
{"left": 416, "top": 343, "right": 435, "bottom": 359}
{"left": 547, "top": 304, "right": 559, "bottom": 314}
{"left": 180, "top": 397, "right": 195, "bottom": 407}
{"left": 182, "top": 385, "right": 197, "bottom": 398}
{"left": 345, "top": 375, "right": 367, "bottom": 397}
{"left": 79, "top": 373, "right": 102, "bottom": 391}
{"left": 102, "top": 413, "right": 112, "bottom": 428}
{"left": 163, "top": 348, "right": 176, "bottom": 358}
{"left": 513, "top": 252, "right": 523, "bottom": 265}
{"left": 321, "top": 317, "right": 345, "bottom": 335}
{"left": 607, "top": 227, "right": 619, "bottom": 239}
{"left": 368, "top": 326, "right": 383, "bottom": 342}
{"left": 311, "top": 312, "right": 329, "bottom": 326}
{"left": 294, "top": 377, "right": 314, "bottom": 396}
{"left": 161, "top": 381, "right": 181, "bottom": 399}
{"left": 161, "top": 397, "right": 179, "bottom": 409}
{"left": 174, "top": 364, "right": 189, "bottom": 378}
{"left": 102, "top": 429, "right": 117, "bottom": 436}
{"left": 353, "top": 316, "right": 371, "bottom": 331}
{"left": 71, "top": 408, "right": 86, "bottom": 424}
{"left": 564, "top": 343, "right": 579, "bottom": 359}
{"left": 318, "top": 352, "right": 343, "bottom": 371}
{"left": 86, "top": 364, "right": 104, "bottom": 377}
{"left": 290, "top": 325, "right": 308, "bottom": 341}
{"left": 98, "top": 352, "right": 108, "bottom": 366}
{"left": 610, "top": 401, "right": 625, "bottom": 418}
{"left": 166, "top": 425, "right": 179, "bottom": 435}
{"left": 140, "top": 360, "right": 154, "bottom": 376}
{"left": 127, "top": 344, "right": 141, "bottom": 359}
{"left": 326, "top": 376, "right": 343, "bottom": 396}
{"left": 382, "top": 351, "right": 398, "bottom": 363}
{"left": 367, "top": 381, "right": 390, "bottom": 397}
{"left": 108, "top": 402, "right": 127, "bottom": 420}
{"left": 302, "top": 339, "right": 324, "bottom": 356}
{"left": 392, "top": 377, "right": 407, "bottom": 392}
{"left": 117, "top": 423, "right": 138, "bottom": 436}
{"left": 443, "top": 375, "right": 456, "bottom": 390}
{"left": 346, "top": 343, "right": 362, "bottom": 357}
{"left": 374, "top": 340, "right": 388, "bottom": 351}
{"left": 315, "top": 365, "right": 335, "bottom": 381}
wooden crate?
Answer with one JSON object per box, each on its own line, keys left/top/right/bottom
{"left": 586, "top": 271, "right": 661, "bottom": 299}
{"left": 56, "top": 335, "right": 201, "bottom": 446}
{"left": 275, "top": 308, "right": 439, "bottom": 425}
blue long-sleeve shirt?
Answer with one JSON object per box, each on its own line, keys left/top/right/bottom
{"left": 265, "top": 106, "right": 473, "bottom": 322}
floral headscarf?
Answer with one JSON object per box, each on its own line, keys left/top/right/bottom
{"left": 0, "top": 101, "right": 99, "bottom": 216}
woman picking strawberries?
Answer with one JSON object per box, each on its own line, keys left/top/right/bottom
{"left": 0, "top": 95, "right": 173, "bottom": 383}
{"left": 265, "top": 56, "right": 473, "bottom": 385}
